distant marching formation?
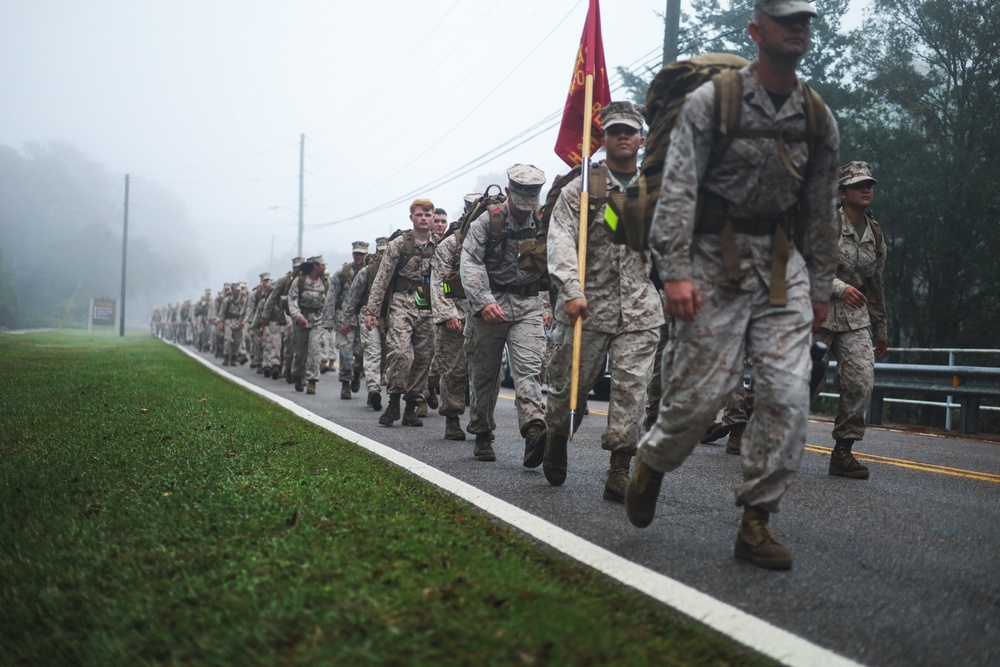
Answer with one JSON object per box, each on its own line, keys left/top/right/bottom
{"left": 149, "top": 0, "right": 888, "bottom": 572}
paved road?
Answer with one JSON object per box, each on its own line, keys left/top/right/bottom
{"left": 190, "top": 348, "right": 1000, "bottom": 667}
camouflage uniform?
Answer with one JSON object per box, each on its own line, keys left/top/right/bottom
{"left": 639, "top": 64, "right": 840, "bottom": 513}
{"left": 431, "top": 233, "right": 470, "bottom": 418}
{"left": 460, "top": 198, "right": 548, "bottom": 440}
{"left": 219, "top": 288, "right": 246, "bottom": 362}
{"left": 243, "top": 275, "right": 269, "bottom": 370}
{"left": 288, "top": 268, "right": 329, "bottom": 384}
{"left": 325, "top": 250, "right": 366, "bottom": 388}
{"left": 362, "top": 233, "right": 436, "bottom": 404}
{"left": 262, "top": 259, "right": 303, "bottom": 381}
{"left": 210, "top": 289, "right": 227, "bottom": 357}
{"left": 545, "top": 163, "right": 663, "bottom": 453}
{"left": 344, "top": 262, "right": 385, "bottom": 396}
{"left": 815, "top": 206, "right": 887, "bottom": 442}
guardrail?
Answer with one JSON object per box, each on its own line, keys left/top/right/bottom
{"left": 821, "top": 348, "right": 1000, "bottom": 434}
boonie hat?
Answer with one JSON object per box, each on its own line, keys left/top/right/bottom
{"left": 754, "top": 0, "right": 818, "bottom": 17}
{"left": 506, "top": 164, "right": 546, "bottom": 212}
{"left": 838, "top": 161, "right": 878, "bottom": 186}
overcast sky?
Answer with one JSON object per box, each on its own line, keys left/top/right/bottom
{"left": 2, "top": 0, "right": 867, "bottom": 295}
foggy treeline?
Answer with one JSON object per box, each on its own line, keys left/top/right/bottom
{"left": 0, "top": 141, "right": 206, "bottom": 329}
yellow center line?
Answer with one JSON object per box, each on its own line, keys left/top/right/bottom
{"left": 500, "top": 393, "right": 999, "bottom": 483}
{"left": 805, "top": 444, "right": 1000, "bottom": 483}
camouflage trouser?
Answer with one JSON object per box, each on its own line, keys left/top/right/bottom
{"left": 360, "top": 323, "right": 383, "bottom": 393}
{"left": 644, "top": 319, "right": 672, "bottom": 429}
{"left": 281, "top": 323, "right": 294, "bottom": 378}
{"left": 814, "top": 326, "right": 874, "bottom": 442}
{"left": 435, "top": 324, "right": 468, "bottom": 417}
{"left": 639, "top": 270, "right": 813, "bottom": 513}
{"left": 721, "top": 380, "right": 755, "bottom": 427}
{"left": 262, "top": 322, "right": 283, "bottom": 369}
{"left": 337, "top": 325, "right": 364, "bottom": 383}
{"left": 223, "top": 320, "right": 244, "bottom": 357}
{"left": 545, "top": 324, "right": 659, "bottom": 451}
{"left": 251, "top": 327, "right": 264, "bottom": 365}
{"left": 183, "top": 322, "right": 194, "bottom": 345}
{"left": 465, "top": 315, "right": 545, "bottom": 436}
{"left": 384, "top": 298, "right": 435, "bottom": 401}
{"left": 291, "top": 325, "right": 324, "bottom": 382}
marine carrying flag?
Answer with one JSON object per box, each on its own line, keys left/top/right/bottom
{"left": 553, "top": 0, "right": 611, "bottom": 167}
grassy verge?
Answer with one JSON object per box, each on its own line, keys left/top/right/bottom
{"left": 0, "top": 330, "right": 774, "bottom": 666}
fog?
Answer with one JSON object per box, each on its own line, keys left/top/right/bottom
{"left": 0, "top": 0, "right": 866, "bottom": 326}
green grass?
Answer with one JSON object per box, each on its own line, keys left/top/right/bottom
{"left": 0, "top": 330, "right": 774, "bottom": 667}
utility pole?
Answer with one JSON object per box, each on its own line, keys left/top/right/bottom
{"left": 119, "top": 174, "right": 130, "bottom": 337}
{"left": 663, "top": 0, "right": 682, "bottom": 65}
{"left": 297, "top": 134, "right": 304, "bottom": 258}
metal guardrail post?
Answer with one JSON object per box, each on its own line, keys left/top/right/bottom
{"left": 961, "top": 396, "right": 980, "bottom": 433}
{"left": 946, "top": 351, "right": 955, "bottom": 431}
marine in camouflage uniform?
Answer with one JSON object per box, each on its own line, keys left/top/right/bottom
{"left": 815, "top": 160, "right": 887, "bottom": 480}
{"left": 543, "top": 102, "right": 663, "bottom": 502}
{"left": 219, "top": 284, "right": 247, "bottom": 366}
{"left": 460, "top": 164, "right": 551, "bottom": 463}
{"left": 192, "top": 290, "right": 212, "bottom": 351}
{"left": 324, "top": 241, "right": 369, "bottom": 400}
{"left": 345, "top": 237, "right": 389, "bottom": 410}
{"left": 363, "top": 201, "right": 438, "bottom": 427}
{"left": 244, "top": 273, "right": 271, "bottom": 372}
{"left": 260, "top": 257, "right": 303, "bottom": 381}
{"left": 431, "top": 227, "right": 472, "bottom": 441}
{"left": 210, "top": 286, "right": 228, "bottom": 357}
{"left": 627, "top": 0, "right": 840, "bottom": 570}
{"left": 288, "top": 256, "right": 329, "bottom": 394}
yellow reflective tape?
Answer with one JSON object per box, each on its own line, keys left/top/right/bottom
{"left": 604, "top": 204, "right": 619, "bottom": 232}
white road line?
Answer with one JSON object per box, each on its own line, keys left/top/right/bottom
{"left": 173, "top": 343, "right": 864, "bottom": 667}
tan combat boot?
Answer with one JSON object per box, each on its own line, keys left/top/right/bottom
{"left": 734, "top": 505, "right": 792, "bottom": 570}
{"left": 603, "top": 450, "right": 634, "bottom": 503}
{"left": 829, "top": 439, "right": 869, "bottom": 479}
{"left": 725, "top": 423, "right": 746, "bottom": 455}
{"left": 401, "top": 400, "right": 423, "bottom": 427}
{"left": 473, "top": 432, "right": 496, "bottom": 461}
{"left": 341, "top": 381, "right": 352, "bottom": 400}
{"left": 378, "top": 393, "right": 401, "bottom": 426}
{"left": 625, "top": 456, "right": 664, "bottom": 528}
{"left": 306, "top": 379, "right": 316, "bottom": 395}
{"left": 444, "top": 416, "right": 466, "bottom": 441}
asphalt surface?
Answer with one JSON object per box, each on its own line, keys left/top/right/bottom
{"left": 191, "top": 348, "right": 1000, "bottom": 667}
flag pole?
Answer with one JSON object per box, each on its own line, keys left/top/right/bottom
{"left": 568, "top": 73, "right": 595, "bottom": 441}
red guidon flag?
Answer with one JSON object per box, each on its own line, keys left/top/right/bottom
{"left": 554, "top": 0, "right": 611, "bottom": 167}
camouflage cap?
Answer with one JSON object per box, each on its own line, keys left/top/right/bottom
{"left": 307, "top": 255, "right": 326, "bottom": 265}
{"left": 375, "top": 236, "right": 390, "bottom": 251}
{"left": 600, "top": 101, "right": 644, "bottom": 132}
{"left": 754, "top": 0, "right": 817, "bottom": 17}
{"left": 259, "top": 272, "right": 271, "bottom": 281}
{"left": 205, "top": 288, "right": 212, "bottom": 293}
{"left": 838, "top": 161, "right": 878, "bottom": 186}
{"left": 463, "top": 193, "right": 480, "bottom": 214}
{"left": 291, "top": 256, "right": 304, "bottom": 268}
{"left": 506, "top": 164, "right": 546, "bottom": 211}
{"left": 351, "top": 241, "right": 370, "bottom": 253}
{"left": 223, "top": 282, "right": 231, "bottom": 288}
{"left": 238, "top": 279, "right": 247, "bottom": 287}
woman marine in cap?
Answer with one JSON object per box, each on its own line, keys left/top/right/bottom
{"left": 814, "top": 161, "right": 888, "bottom": 480}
